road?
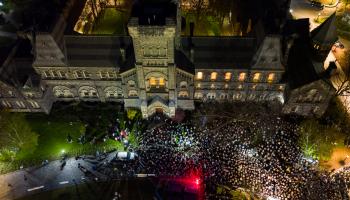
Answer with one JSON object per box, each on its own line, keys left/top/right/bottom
{"left": 0, "top": 151, "right": 127, "bottom": 200}
{"left": 290, "top": 0, "right": 337, "bottom": 30}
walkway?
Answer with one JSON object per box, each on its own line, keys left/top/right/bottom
{"left": 0, "top": 153, "right": 119, "bottom": 200}
{"left": 290, "top": 0, "right": 337, "bottom": 30}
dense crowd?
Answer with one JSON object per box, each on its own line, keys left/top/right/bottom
{"left": 136, "top": 112, "right": 345, "bottom": 200}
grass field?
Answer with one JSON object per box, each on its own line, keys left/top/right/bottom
{"left": 92, "top": 8, "right": 128, "bottom": 35}
{"left": 0, "top": 103, "right": 126, "bottom": 174}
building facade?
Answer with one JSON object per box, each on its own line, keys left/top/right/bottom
{"left": 0, "top": 1, "right": 337, "bottom": 118}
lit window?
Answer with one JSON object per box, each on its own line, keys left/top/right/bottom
{"left": 196, "top": 72, "right": 203, "bottom": 80}
{"left": 224, "top": 72, "right": 231, "bottom": 81}
{"left": 159, "top": 78, "right": 165, "bottom": 86}
{"left": 197, "top": 83, "right": 201, "bottom": 88}
{"left": 279, "top": 85, "right": 284, "bottom": 90}
{"left": 210, "top": 72, "right": 218, "bottom": 80}
{"left": 267, "top": 73, "right": 275, "bottom": 83}
{"left": 239, "top": 73, "right": 246, "bottom": 82}
{"left": 150, "top": 77, "right": 156, "bottom": 86}
{"left": 253, "top": 73, "right": 261, "bottom": 82}
{"left": 224, "top": 84, "right": 228, "bottom": 89}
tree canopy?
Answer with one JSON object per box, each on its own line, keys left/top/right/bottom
{"left": 0, "top": 110, "right": 38, "bottom": 156}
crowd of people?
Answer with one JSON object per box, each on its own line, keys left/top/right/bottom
{"left": 135, "top": 108, "right": 346, "bottom": 199}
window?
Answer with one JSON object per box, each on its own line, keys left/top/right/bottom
{"left": 107, "top": 72, "right": 116, "bottom": 78}
{"left": 225, "top": 72, "right": 232, "bottom": 81}
{"left": 267, "top": 73, "right": 275, "bottom": 83}
{"left": 239, "top": 73, "right": 246, "bottom": 82}
{"left": 179, "top": 91, "right": 189, "bottom": 98}
{"left": 210, "top": 72, "right": 218, "bottom": 80}
{"left": 99, "top": 71, "right": 108, "bottom": 79}
{"left": 44, "top": 71, "right": 52, "bottom": 78}
{"left": 279, "top": 85, "right": 284, "bottom": 90}
{"left": 128, "top": 80, "right": 136, "bottom": 87}
{"left": 180, "top": 81, "right": 188, "bottom": 89}
{"left": 253, "top": 73, "right": 261, "bottom": 82}
{"left": 52, "top": 71, "right": 59, "bottom": 77}
{"left": 29, "top": 101, "right": 40, "bottom": 109}
{"left": 16, "top": 101, "right": 25, "bottom": 108}
{"left": 194, "top": 92, "right": 203, "bottom": 99}
{"left": 238, "top": 84, "right": 243, "bottom": 90}
{"left": 149, "top": 77, "right": 156, "bottom": 86}
{"left": 128, "top": 90, "right": 138, "bottom": 97}
{"left": 210, "top": 83, "right": 215, "bottom": 89}
{"left": 196, "top": 83, "right": 201, "bottom": 88}
{"left": 224, "top": 84, "right": 229, "bottom": 89}
{"left": 1, "top": 100, "right": 11, "bottom": 108}
{"left": 196, "top": 72, "right": 203, "bottom": 80}
{"left": 75, "top": 71, "right": 83, "bottom": 79}
{"left": 159, "top": 78, "right": 165, "bottom": 86}
{"left": 58, "top": 71, "right": 68, "bottom": 79}
{"left": 252, "top": 84, "right": 257, "bottom": 90}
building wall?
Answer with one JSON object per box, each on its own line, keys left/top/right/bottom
{"left": 282, "top": 80, "right": 335, "bottom": 117}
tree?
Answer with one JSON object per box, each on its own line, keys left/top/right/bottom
{"left": 0, "top": 111, "right": 38, "bottom": 155}
{"left": 299, "top": 119, "right": 346, "bottom": 161}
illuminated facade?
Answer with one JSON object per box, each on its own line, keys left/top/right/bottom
{"left": 0, "top": 1, "right": 336, "bottom": 118}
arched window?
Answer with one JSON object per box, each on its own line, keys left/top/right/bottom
{"left": 267, "top": 73, "right": 275, "bottom": 83}
{"left": 224, "top": 72, "right": 232, "bottom": 81}
{"left": 104, "top": 87, "right": 123, "bottom": 98}
{"left": 179, "top": 91, "right": 189, "bottom": 98}
{"left": 53, "top": 86, "right": 74, "bottom": 98}
{"left": 128, "top": 80, "right": 136, "bottom": 87}
{"left": 239, "top": 73, "right": 246, "bottom": 82}
{"left": 180, "top": 81, "right": 188, "bottom": 89}
{"left": 78, "top": 86, "right": 98, "bottom": 98}
{"left": 194, "top": 92, "right": 203, "bottom": 99}
{"left": 253, "top": 73, "right": 261, "bottom": 82}
{"left": 128, "top": 90, "right": 138, "bottom": 97}
{"left": 210, "top": 72, "right": 218, "bottom": 80}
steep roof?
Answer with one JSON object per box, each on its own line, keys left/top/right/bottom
{"left": 311, "top": 12, "right": 338, "bottom": 47}
{"left": 251, "top": 35, "right": 284, "bottom": 71}
{"left": 180, "top": 37, "right": 256, "bottom": 69}
{"left": 65, "top": 35, "right": 135, "bottom": 69}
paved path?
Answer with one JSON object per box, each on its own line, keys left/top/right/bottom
{"left": 0, "top": 154, "right": 116, "bottom": 200}
{"left": 290, "top": 0, "right": 336, "bottom": 30}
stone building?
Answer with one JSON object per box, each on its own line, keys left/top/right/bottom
{"left": 0, "top": 0, "right": 337, "bottom": 118}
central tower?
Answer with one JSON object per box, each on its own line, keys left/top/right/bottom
{"left": 128, "top": 0, "right": 177, "bottom": 118}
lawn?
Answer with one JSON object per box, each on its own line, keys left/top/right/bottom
{"left": 0, "top": 103, "right": 131, "bottom": 174}
{"left": 91, "top": 8, "right": 128, "bottom": 35}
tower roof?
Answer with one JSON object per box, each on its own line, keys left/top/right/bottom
{"left": 311, "top": 12, "right": 338, "bottom": 47}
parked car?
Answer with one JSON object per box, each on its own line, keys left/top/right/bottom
{"left": 310, "top": 1, "right": 324, "bottom": 10}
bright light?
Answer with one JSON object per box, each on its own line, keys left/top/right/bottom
{"left": 289, "top": 9, "right": 293, "bottom": 13}
{"left": 195, "top": 178, "right": 200, "bottom": 185}
{"left": 61, "top": 149, "right": 65, "bottom": 154}
{"left": 267, "top": 197, "right": 280, "bottom": 200}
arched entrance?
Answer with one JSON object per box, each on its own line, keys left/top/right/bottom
{"left": 147, "top": 99, "right": 170, "bottom": 117}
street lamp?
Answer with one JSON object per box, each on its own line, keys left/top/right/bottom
{"left": 289, "top": 9, "right": 293, "bottom": 13}
{"left": 61, "top": 149, "right": 65, "bottom": 154}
